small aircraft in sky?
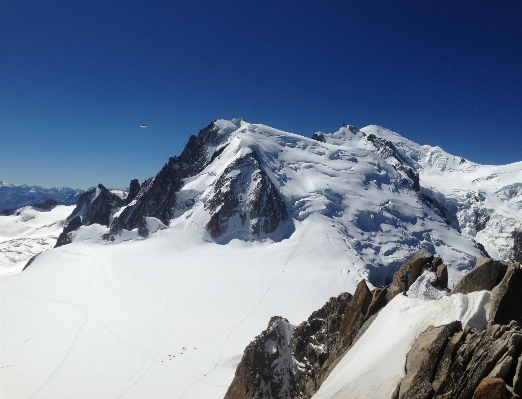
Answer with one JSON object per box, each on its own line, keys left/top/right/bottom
{"left": 140, "top": 124, "right": 148, "bottom": 128}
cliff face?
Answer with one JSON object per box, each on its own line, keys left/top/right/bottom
{"left": 110, "top": 121, "right": 232, "bottom": 235}
{"left": 205, "top": 150, "right": 290, "bottom": 242}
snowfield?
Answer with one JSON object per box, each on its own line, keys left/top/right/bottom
{"left": 1, "top": 119, "right": 520, "bottom": 399}
{"left": 0, "top": 205, "right": 74, "bottom": 276}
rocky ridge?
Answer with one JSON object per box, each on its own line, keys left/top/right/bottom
{"left": 224, "top": 251, "right": 521, "bottom": 399}
{"left": 55, "top": 184, "right": 124, "bottom": 247}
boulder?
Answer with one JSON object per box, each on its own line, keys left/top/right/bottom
{"left": 489, "top": 263, "right": 522, "bottom": 326}
{"left": 472, "top": 378, "right": 511, "bottom": 399}
{"left": 399, "top": 321, "right": 462, "bottom": 399}
{"left": 437, "top": 264, "right": 448, "bottom": 289}
{"left": 387, "top": 249, "right": 434, "bottom": 301}
{"left": 452, "top": 257, "right": 510, "bottom": 295}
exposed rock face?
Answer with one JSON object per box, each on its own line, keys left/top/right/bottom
{"left": 55, "top": 184, "right": 124, "bottom": 247}
{"left": 452, "top": 257, "right": 510, "bottom": 295}
{"left": 224, "top": 317, "right": 297, "bottom": 399}
{"left": 292, "top": 293, "right": 352, "bottom": 398}
{"left": 489, "top": 263, "right": 522, "bottom": 326}
{"left": 32, "top": 198, "right": 59, "bottom": 210}
{"left": 387, "top": 249, "right": 434, "bottom": 300}
{"left": 224, "top": 282, "right": 393, "bottom": 399}
{"left": 111, "top": 121, "right": 232, "bottom": 235}
{"left": 437, "top": 264, "right": 449, "bottom": 289}
{"left": 514, "top": 231, "right": 522, "bottom": 263}
{"left": 125, "top": 179, "right": 140, "bottom": 205}
{"left": 366, "top": 133, "right": 406, "bottom": 164}
{"left": 66, "top": 184, "right": 124, "bottom": 227}
{"left": 55, "top": 216, "right": 82, "bottom": 248}
{"left": 311, "top": 132, "right": 326, "bottom": 142}
{"left": 339, "top": 280, "right": 372, "bottom": 346}
{"left": 399, "top": 321, "right": 522, "bottom": 399}
{"left": 205, "top": 150, "right": 290, "bottom": 241}
{"left": 399, "top": 321, "right": 462, "bottom": 399}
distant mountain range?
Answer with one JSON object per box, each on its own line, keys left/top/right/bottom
{"left": 0, "top": 181, "right": 84, "bottom": 212}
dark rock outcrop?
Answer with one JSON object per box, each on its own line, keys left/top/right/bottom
{"left": 452, "top": 257, "right": 510, "bottom": 295}
{"left": 22, "top": 254, "right": 38, "bottom": 271}
{"left": 224, "top": 317, "right": 297, "bottom": 399}
{"left": 32, "top": 198, "right": 59, "bottom": 210}
{"left": 311, "top": 132, "right": 325, "bottom": 142}
{"left": 514, "top": 231, "right": 522, "bottom": 263}
{"left": 387, "top": 249, "right": 434, "bottom": 300}
{"left": 125, "top": 179, "right": 140, "bottom": 205}
{"left": 205, "top": 150, "right": 290, "bottom": 241}
{"left": 55, "top": 216, "right": 83, "bottom": 247}
{"left": 399, "top": 321, "right": 522, "bottom": 399}
{"left": 111, "top": 121, "right": 234, "bottom": 235}
{"left": 292, "top": 293, "right": 352, "bottom": 398}
{"left": 55, "top": 184, "right": 124, "bottom": 247}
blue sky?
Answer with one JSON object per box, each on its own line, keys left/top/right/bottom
{"left": 1, "top": 1, "right": 521, "bottom": 189}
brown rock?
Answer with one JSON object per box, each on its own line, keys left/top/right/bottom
{"left": 452, "top": 257, "right": 509, "bottom": 295}
{"left": 387, "top": 249, "right": 434, "bottom": 301}
{"left": 399, "top": 321, "right": 462, "bottom": 399}
{"left": 340, "top": 280, "right": 372, "bottom": 345}
{"left": 472, "top": 378, "right": 510, "bottom": 399}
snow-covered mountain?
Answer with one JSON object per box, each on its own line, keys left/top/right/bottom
{"left": 0, "top": 181, "right": 84, "bottom": 212}
{"left": 1, "top": 119, "right": 521, "bottom": 399}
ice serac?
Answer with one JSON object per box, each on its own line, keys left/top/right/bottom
{"left": 110, "top": 121, "right": 236, "bottom": 235}
{"left": 55, "top": 184, "right": 123, "bottom": 247}
{"left": 205, "top": 149, "right": 290, "bottom": 241}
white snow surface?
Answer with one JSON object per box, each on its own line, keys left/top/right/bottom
{"left": 313, "top": 290, "right": 491, "bottom": 399}
{"left": 0, "top": 205, "right": 74, "bottom": 276}
{"left": 0, "top": 120, "right": 520, "bottom": 399}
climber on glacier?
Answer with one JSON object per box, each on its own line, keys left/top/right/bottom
{"left": 402, "top": 270, "right": 410, "bottom": 296}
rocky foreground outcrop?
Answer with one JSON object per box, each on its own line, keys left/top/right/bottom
{"left": 225, "top": 252, "right": 521, "bottom": 399}
{"left": 399, "top": 320, "right": 522, "bottom": 399}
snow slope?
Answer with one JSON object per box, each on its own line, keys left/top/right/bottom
{"left": 0, "top": 205, "right": 74, "bottom": 276}
{"left": 313, "top": 289, "right": 491, "bottom": 399}
{"left": 1, "top": 119, "right": 520, "bottom": 399}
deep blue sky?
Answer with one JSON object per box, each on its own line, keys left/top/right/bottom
{"left": 1, "top": 1, "right": 521, "bottom": 189}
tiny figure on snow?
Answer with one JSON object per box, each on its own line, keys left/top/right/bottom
{"left": 402, "top": 269, "right": 410, "bottom": 296}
